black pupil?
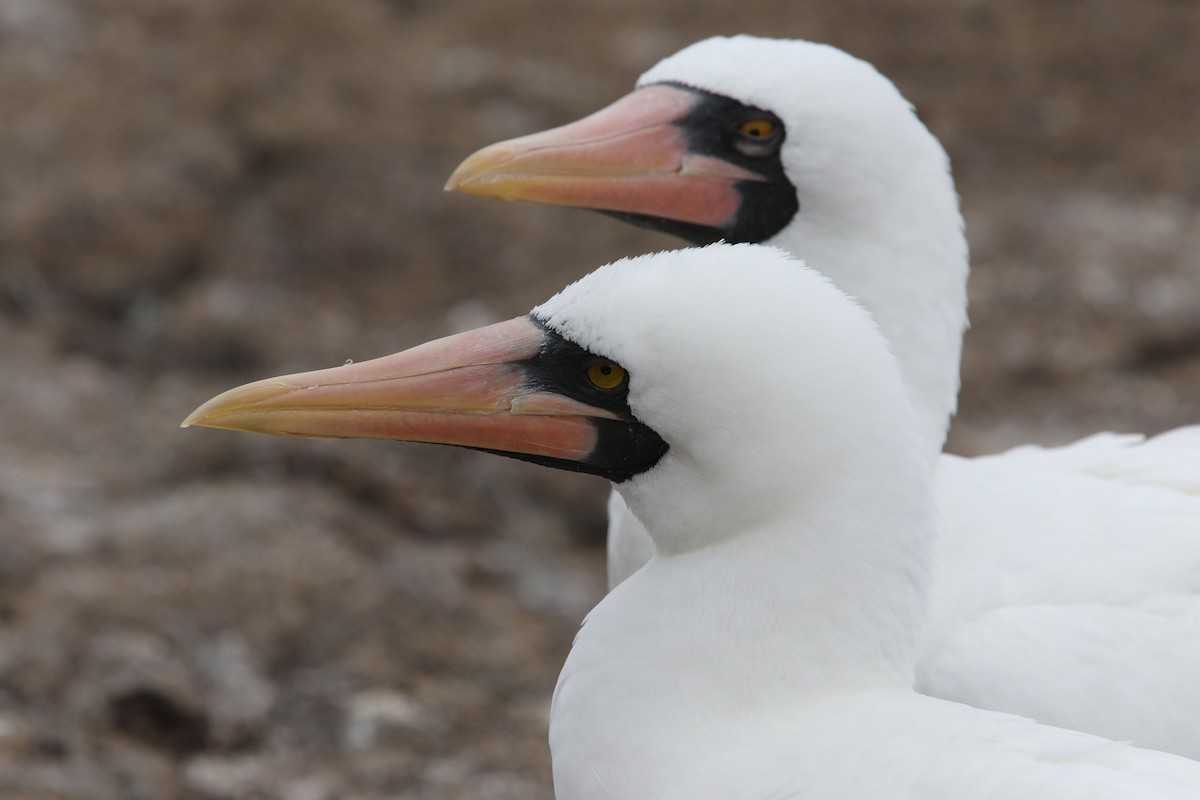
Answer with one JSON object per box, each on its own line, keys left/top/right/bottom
{"left": 599, "top": 364, "right": 613, "bottom": 376}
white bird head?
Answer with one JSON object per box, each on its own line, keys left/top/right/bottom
{"left": 185, "top": 243, "right": 930, "bottom": 556}
{"left": 448, "top": 36, "right": 949, "bottom": 249}
{"left": 535, "top": 243, "right": 927, "bottom": 553}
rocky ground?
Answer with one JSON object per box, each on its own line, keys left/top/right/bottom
{"left": 0, "top": 0, "right": 1197, "bottom": 798}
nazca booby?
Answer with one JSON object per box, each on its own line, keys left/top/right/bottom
{"left": 446, "top": 36, "right": 1200, "bottom": 757}
{"left": 185, "top": 244, "right": 1200, "bottom": 799}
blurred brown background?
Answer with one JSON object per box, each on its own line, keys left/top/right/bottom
{"left": 0, "top": 1, "right": 1197, "bottom": 797}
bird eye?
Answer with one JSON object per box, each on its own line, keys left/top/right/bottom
{"left": 739, "top": 119, "right": 776, "bottom": 139}
{"left": 586, "top": 361, "right": 627, "bottom": 390}
{"left": 733, "top": 115, "right": 784, "bottom": 158}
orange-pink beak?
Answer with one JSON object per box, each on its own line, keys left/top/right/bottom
{"left": 183, "top": 317, "right": 615, "bottom": 464}
{"left": 445, "top": 85, "right": 761, "bottom": 229}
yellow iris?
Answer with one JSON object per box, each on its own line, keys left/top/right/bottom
{"left": 739, "top": 119, "right": 776, "bottom": 138}
{"left": 587, "top": 361, "right": 627, "bottom": 390}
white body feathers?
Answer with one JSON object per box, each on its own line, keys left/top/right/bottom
{"left": 537, "top": 246, "right": 1200, "bottom": 799}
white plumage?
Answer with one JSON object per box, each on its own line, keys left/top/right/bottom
{"left": 540, "top": 244, "right": 1200, "bottom": 799}
{"left": 582, "top": 37, "right": 1200, "bottom": 758}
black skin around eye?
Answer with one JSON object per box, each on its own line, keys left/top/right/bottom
{"left": 595, "top": 82, "right": 799, "bottom": 246}
{"left": 460, "top": 316, "right": 668, "bottom": 483}
{"left": 522, "top": 322, "right": 636, "bottom": 415}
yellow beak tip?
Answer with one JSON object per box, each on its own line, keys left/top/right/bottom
{"left": 444, "top": 169, "right": 472, "bottom": 191}
{"left": 180, "top": 411, "right": 207, "bottom": 429}
{"left": 444, "top": 172, "right": 489, "bottom": 196}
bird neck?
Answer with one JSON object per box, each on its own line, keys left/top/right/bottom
{"left": 775, "top": 142, "right": 969, "bottom": 462}
{"left": 552, "top": 471, "right": 934, "bottom": 799}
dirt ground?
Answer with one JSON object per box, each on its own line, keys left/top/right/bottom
{"left": 0, "top": 1, "right": 1197, "bottom": 798}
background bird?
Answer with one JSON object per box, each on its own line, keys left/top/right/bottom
{"left": 448, "top": 35, "right": 1200, "bottom": 758}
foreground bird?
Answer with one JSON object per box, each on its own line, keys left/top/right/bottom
{"left": 187, "top": 245, "right": 1200, "bottom": 799}
{"left": 446, "top": 36, "right": 1200, "bottom": 757}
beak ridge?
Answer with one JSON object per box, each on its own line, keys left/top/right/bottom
{"left": 183, "top": 316, "right": 609, "bottom": 462}
{"left": 445, "top": 85, "right": 755, "bottom": 229}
